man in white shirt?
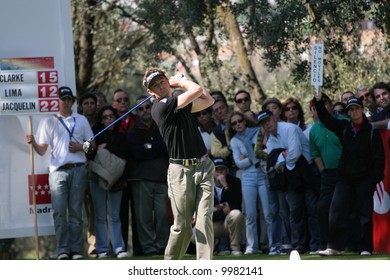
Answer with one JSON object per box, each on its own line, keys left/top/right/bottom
{"left": 26, "top": 86, "right": 94, "bottom": 260}
{"left": 258, "top": 110, "right": 320, "bottom": 254}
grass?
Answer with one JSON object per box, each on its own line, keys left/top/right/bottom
{"left": 117, "top": 251, "right": 390, "bottom": 261}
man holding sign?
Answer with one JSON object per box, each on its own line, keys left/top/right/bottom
{"left": 26, "top": 86, "right": 94, "bottom": 260}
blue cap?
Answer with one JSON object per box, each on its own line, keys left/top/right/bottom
{"left": 213, "top": 157, "right": 228, "bottom": 168}
{"left": 257, "top": 110, "right": 273, "bottom": 123}
{"left": 346, "top": 97, "right": 363, "bottom": 110}
{"left": 59, "top": 86, "right": 75, "bottom": 100}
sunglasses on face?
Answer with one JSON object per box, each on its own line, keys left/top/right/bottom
{"left": 137, "top": 104, "right": 151, "bottom": 112}
{"left": 235, "top": 97, "right": 250, "bottom": 104}
{"left": 231, "top": 119, "right": 244, "bottom": 126}
{"left": 195, "top": 111, "right": 209, "bottom": 117}
{"left": 285, "top": 105, "right": 298, "bottom": 111}
{"left": 102, "top": 114, "right": 116, "bottom": 120}
{"left": 115, "top": 97, "right": 129, "bottom": 103}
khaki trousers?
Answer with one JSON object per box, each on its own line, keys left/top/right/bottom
{"left": 214, "top": 209, "right": 245, "bottom": 251}
{"left": 165, "top": 157, "right": 215, "bottom": 260}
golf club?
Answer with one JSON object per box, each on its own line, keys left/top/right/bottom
{"left": 83, "top": 95, "right": 153, "bottom": 153}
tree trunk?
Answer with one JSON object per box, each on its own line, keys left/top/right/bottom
{"left": 216, "top": 2, "right": 266, "bottom": 103}
{"left": 73, "top": 0, "right": 96, "bottom": 97}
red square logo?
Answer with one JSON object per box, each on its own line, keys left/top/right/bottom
{"left": 28, "top": 174, "right": 51, "bottom": 205}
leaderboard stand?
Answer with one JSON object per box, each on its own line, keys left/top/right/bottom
{"left": 0, "top": 57, "right": 59, "bottom": 115}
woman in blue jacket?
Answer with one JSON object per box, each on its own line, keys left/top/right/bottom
{"left": 227, "top": 111, "right": 272, "bottom": 255}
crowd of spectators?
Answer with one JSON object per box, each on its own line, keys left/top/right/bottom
{"left": 20, "top": 79, "right": 389, "bottom": 259}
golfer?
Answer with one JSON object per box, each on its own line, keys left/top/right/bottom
{"left": 143, "top": 68, "right": 215, "bottom": 260}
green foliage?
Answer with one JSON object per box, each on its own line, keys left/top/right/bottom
{"left": 71, "top": 0, "right": 390, "bottom": 105}
{"left": 266, "top": 40, "right": 390, "bottom": 114}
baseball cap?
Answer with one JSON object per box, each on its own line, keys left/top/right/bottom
{"left": 59, "top": 86, "right": 75, "bottom": 100}
{"left": 345, "top": 97, "right": 363, "bottom": 110}
{"left": 257, "top": 110, "right": 273, "bottom": 123}
{"left": 212, "top": 157, "right": 228, "bottom": 168}
{"left": 144, "top": 72, "right": 166, "bottom": 89}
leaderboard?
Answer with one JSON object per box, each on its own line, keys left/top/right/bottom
{"left": 0, "top": 57, "right": 60, "bottom": 115}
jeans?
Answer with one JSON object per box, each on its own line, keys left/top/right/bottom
{"left": 241, "top": 169, "right": 272, "bottom": 251}
{"left": 49, "top": 166, "right": 87, "bottom": 255}
{"left": 267, "top": 189, "right": 291, "bottom": 247}
{"left": 89, "top": 172, "right": 125, "bottom": 255}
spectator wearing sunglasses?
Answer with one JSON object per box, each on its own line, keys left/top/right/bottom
{"left": 283, "top": 97, "right": 320, "bottom": 252}
{"left": 88, "top": 105, "right": 130, "bottom": 259}
{"left": 193, "top": 107, "right": 216, "bottom": 155}
{"left": 234, "top": 90, "right": 258, "bottom": 126}
{"left": 332, "top": 102, "right": 348, "bottom": 118}
{"left": 127, "top": 95, "right": 170, "bottom": 256}
{"left": 355, "top": 85, "right": 382, "bottom": 119}
{"left": 112, "top": 89, "right": 136, "bottom": 133}
{"left": 112, "top": 88, "right": 137, "bottom": 255}
{"left": 227, "top": 111, "right": 273, "bottom": 255}
{"left": 283, "top": 97, "right": 312, "bottom": 137}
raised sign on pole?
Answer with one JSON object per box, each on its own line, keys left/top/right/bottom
{"left": 311, "top": 43, "right": 324, "bottom": 95}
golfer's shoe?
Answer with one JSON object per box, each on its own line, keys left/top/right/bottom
{"left": 319, "top": 248, "right": 342, "bottom": 256}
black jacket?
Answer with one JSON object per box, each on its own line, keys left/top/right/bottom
{"left": 92, "top": 128, "right": 129, "bottom": 160}
{"left": 126, "top": 120, "right": 169, "bottom": 182}
{"left": 213, "top": 175, "right": 242, "bottom": 221}
{"left": 314, "top": 99, "right": 385, "bottom": 186}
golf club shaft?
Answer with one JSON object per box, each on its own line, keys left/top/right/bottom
{"left": 90, "top": 95, "right": 152, "bottom": 141}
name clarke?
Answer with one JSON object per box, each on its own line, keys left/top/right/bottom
{"left": 0, "top": 73, "right": 24, "bottom": 83}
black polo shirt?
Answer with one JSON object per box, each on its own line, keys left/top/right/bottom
{"left": 151, "top": 94, "right": 207, "bottom": 159}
